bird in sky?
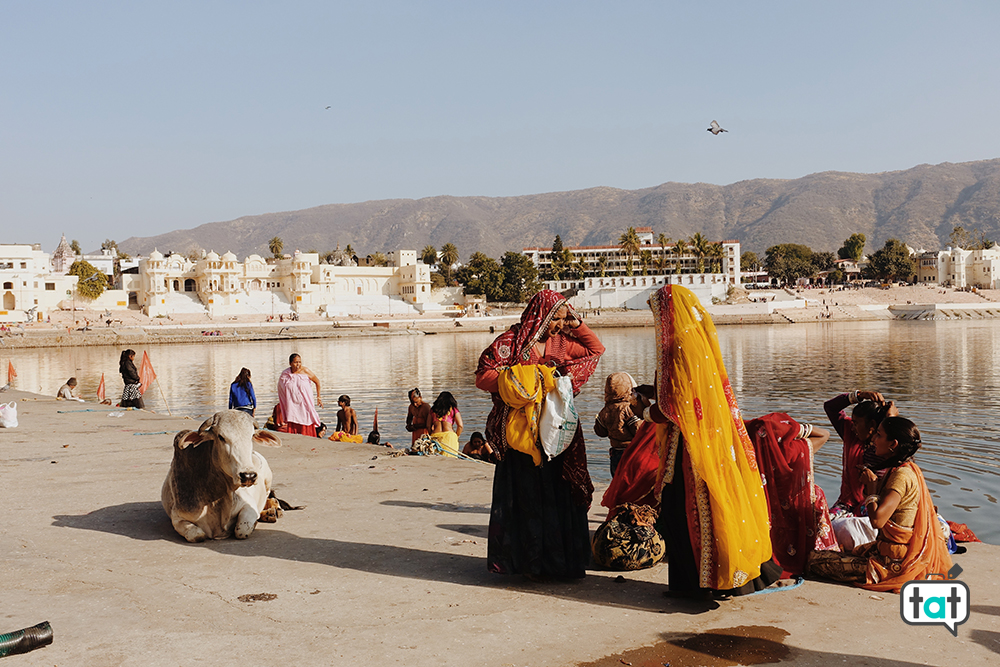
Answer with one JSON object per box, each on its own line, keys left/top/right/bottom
{"left": 325, "top": 106, "right": 331, "bottom": 109}
{"left": 707, "top": 120, "right": 728, "bottom": 135}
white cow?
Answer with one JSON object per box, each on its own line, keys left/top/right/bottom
{"left": 162, "top": 410, "right": 281, "bottom": 542}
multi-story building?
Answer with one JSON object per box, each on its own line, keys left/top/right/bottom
{"left": 0, "top": 243, "right": 82, "bottom": 322}
{"left": 523, "top": 228, "right": 741, "bottom": 307}
{"left": 916, "top": 246, "right": 1000, "bottom": 289}
{"left": 138, "top": 248, "right": 434, "bottom": 317}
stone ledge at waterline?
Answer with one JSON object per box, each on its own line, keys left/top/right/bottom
{"left": 1, "top": 390, "right": 996, "bottom": 666}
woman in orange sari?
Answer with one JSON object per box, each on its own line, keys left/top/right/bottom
{"left": 639, "top": 285, "right": 778, "bottom": 596}
{"left": 807, "top": 417, "right": 952, "bottom": 592}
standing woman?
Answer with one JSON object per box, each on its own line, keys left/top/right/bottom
{"left": 228, "top": 367, "right": 256, "bottom": 416}
{"left": 476, "top": 290, "right": 604, "bottom": 579}
{"left": 277, "top": 353, "right": 323, "bottom": 436}
{"left": 638, "top": 285, "right": 778, "bottom": 596}
{"left": 119, "top": 349, "right": 144, "bottom": 409}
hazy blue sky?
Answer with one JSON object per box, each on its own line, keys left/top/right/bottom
{"left": 3, "top": 1, "right": 999, "bottom": 253}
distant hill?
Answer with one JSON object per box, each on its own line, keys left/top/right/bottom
{"left": 119, "top": 159, "right": 1000, "bottom": 260}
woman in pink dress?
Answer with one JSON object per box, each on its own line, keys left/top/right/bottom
{"left": 277, "top": 353, "right": 323, "bottom": 436}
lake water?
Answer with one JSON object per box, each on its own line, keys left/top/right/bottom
{"left": 9, "top": 320, "right": 999, "bottom": 543}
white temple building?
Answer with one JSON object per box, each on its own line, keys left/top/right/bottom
{"left": 138, "top": 249, "right": 435, "bottom": 317}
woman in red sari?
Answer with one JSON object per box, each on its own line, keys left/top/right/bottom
{"left": 745, "top": 413, "right": 840, "bottom": 577}
{"left": 476, "top": 290, "right": 604, "bottom": 579}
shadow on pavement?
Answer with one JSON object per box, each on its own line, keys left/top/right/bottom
{"left": 53, "top": 501, "right": 718, "bottom": 615}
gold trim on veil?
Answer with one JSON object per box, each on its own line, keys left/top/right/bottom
{"left": 651, "top": 285, "right": 773, "bottom": 589}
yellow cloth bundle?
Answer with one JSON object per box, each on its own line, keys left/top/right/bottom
{"left": 497, "top": 363, "right": 556, "bottom": 466}
{"left": 328, "top": 431, "right": 364, "bottom": 443}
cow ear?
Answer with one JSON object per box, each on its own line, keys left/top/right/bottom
{"left": 175, "top": 430, "right": 205, "bottom": 450}
{"left": 197, "top": 413, "right": 221, "bottom": 435}
{"left": 253, "top": 430, "right": 282, "bottom": 448}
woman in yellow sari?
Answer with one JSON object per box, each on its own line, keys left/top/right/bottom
{"left": 639, "top": 285, "right": 778, "bottom": 596}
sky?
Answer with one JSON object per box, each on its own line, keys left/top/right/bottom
{"left": 3, "top": 1, "right": 1000, "bottom": 253}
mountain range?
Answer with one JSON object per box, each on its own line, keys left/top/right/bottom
{"left": 120, "top": 158, "right": 1000, "bottom": 260}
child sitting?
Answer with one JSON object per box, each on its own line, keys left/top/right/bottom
{"left": 336, "top": 395, "right": 358, "bottom": 435}
{"left": 594, "top": 373, "right": 641, "bottom": 477}
{"left": 462, "top": 431, "right": 496, "bottom": 463}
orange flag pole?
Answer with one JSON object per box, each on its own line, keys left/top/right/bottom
{"left": 7, "top": 360, "right": 16, "bottom": 385}
{"left": 97, "top": 373, "right": 106, "bottom": 403}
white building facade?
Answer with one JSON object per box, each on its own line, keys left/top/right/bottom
{"left": 138, "top": 248, "right": 434, "bottom": 317}
{"left": 916, "top": 246, "right": 1000, "bottom": 289}
{"left": 523, "top": 230, "right": 741, "bottom": 309}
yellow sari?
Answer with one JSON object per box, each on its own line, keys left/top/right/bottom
{"left": 651, "top": 285, "right": 773, "bottom": 590}
{"left": 497, "top": 364, "right": 556, "bottom": 466}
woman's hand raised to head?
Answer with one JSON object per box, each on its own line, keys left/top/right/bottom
{"left": 857, "top": 390, "right": 885, "bottom": 404}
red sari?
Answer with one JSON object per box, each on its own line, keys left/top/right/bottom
{"left": 476, "top": 290, "right": 604, "bottom": 578}
{"left": 745, "top": 413, "right": 840, "bottom": 577}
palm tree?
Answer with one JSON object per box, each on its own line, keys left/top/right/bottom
{"left": 673, "top": 239, "right": 688, "bottom": 274}
{"left": 368, "top": 252, "right": 388, "bottom": 266}
{"left": 268, "top": 236, "right": 284, "bottom": 259}
{"left": 706, "top": 242, "right": 724, "bottom": 273}
{"left": 656, "top": 233, "right": 671, "bottom": 271}
{"left": 420, "top": 245, "right": 438, "bottom": 266}
{"left": 640, "top": 250, "right": 653, "bottom": 276}
{"left": 439, "top": 243, "right": 459, "bottom": 283}
{"left": 597, "top": 255, "right": 608, "bottom": 277}
{"left": 689, "top": 233, "right": 711, "bottom": 273}
{"left": 618, "top": 227, "right": 641, "bottom": 277}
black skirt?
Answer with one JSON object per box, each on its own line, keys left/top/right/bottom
{"left": 487, "top": 449, "right": 592, "bottom": 579}
{"left": 656, "top": 439, "right": 780, "bottom": 595}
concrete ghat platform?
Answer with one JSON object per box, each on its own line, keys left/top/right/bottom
{"left": 1, "top": 391, "right": 996, "bottom": 666}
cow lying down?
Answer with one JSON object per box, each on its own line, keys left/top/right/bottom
{"left": 162, "top": 410, "right": 283, "bottom": 542}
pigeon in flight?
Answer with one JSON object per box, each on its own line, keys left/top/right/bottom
{"left": 707, "top": 120, "right": 728, "bottom": 135}
{"left": 325, "top": 106, "right": 331, "bottom": 109}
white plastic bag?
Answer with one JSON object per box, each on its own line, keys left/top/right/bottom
{"left": 0, "top": 401, "right": 18, "bottom": 428}
{"left": 539, "top": 375, "right": 578, "bottom": 459}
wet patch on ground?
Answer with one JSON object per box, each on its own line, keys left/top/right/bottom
{"left": 237, "top": 593, "right": 277, "bottom": 603}
{"left": 579, "top": 625, "right": 790, "bottom": 667}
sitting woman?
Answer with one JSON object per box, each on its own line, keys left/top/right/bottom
{"left": 744, "top": 414, "right": 840, "bottom": 578}
{"left": 807, "top": 417, "right": 952, "bottom": 592}
{"left": 427, "top": 391, "right": 463, "bottom": 456}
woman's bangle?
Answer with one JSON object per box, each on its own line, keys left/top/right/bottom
{"left": 849, "top": 390, "right": 859, "bottom": 404}
{"left": 864, "top": 494, "right": 880, "bottom": 507}
{"left": 642, "top": 403, "right": 657, "bottom": 423}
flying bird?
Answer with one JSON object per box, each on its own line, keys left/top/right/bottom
{"left": 707, "top": 120, "right": 728, "bottom": 135}
{"left": 325, "top": 106, "right": 331, "bottom": 109}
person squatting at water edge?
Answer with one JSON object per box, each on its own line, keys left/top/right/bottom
{"left": 277, "top": 353, "right": 323, "bottom": 437}
{"left": 427, "top": 391, "right": 463, "bottom": 456}
{"left": 635, "top": 285, "right": 779, "bottom": 597}
{"left": 57, "top": 377, "right": 84, "bottom": 402}
{"left": 476, "top": 289, "right": 604, "bottom": 580}
{"left": 807, "top": 417, "right": 952, "bottom": 592}
{"left": 228, "top": 368, "right": 256, "bottom": 416}
{"left": 406, "top": 388, "right": 431, "bottom": 444}
{"left": 119, "top": 349, "right": 144, "bottom": 409}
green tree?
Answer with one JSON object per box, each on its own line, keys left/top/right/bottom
{"left": 500, "top": 252, "right": 542, "bottom": 303}
{"left": 673, "top": 239, "right": 688, "bottom": 273}
{"left": 597, "top": 255, "right": 608, "bottom": 277}
{"left": 811, "top": 251, "right": 836, "bottom": 273}
{"left": 867, "top": 239, "right": 915, "bottom": 282}
{"left": 368, "top": 252, "right": 388, "bottom": 266}
{"left": 765, "top": 243, "right": 815, "bottom": 285}
{"left": 571, "top": 256, "right": 587, "bottom": 280}
{"left": 70, "top": 239, "right": 82, "bottom": 255}
{"left": 618, "top": 227, "right": 641, "bottom": 277}
{"left": 549, "top": 235, "right": 565, "bottom": 280}
{"left": 656, "top": 233, "right": 670, "bottom": 271}
{"left": 456, "top": 252, "right": 504, "bottom": 301}
{"left": 706, "top": 242, "right": 724, "bottom": 273}
{"left": 429, "top": 272, "right": 447, "bottom": 289}
{"left": 268, "top": 236, "right": 284, "bottom": 259}
{"left": 741, "top": 251, "right": 761, "bottom": 271}
{"left": 344, "top": 244, "right": 355, "bottom": 257}
{"left": 688, "top": 233, "right": 712, "bottom": 273}
{"left": 639, "top": 250, "right": 653, "bottom": 276}
{"left": 420, "top": 245, "right": 438, "bottom": 266}
{"left": 68, "top": 260, "right": 108, "bottom": 300}
{"left": 439, "top": 243, "right": 459, "bottom": 284}
{"left": 838, "top": 233, "right": 866, "bottom": 261}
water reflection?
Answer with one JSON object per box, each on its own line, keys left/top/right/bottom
{"left": 10, "top": 320, "right": 1000, "bottom": 543}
